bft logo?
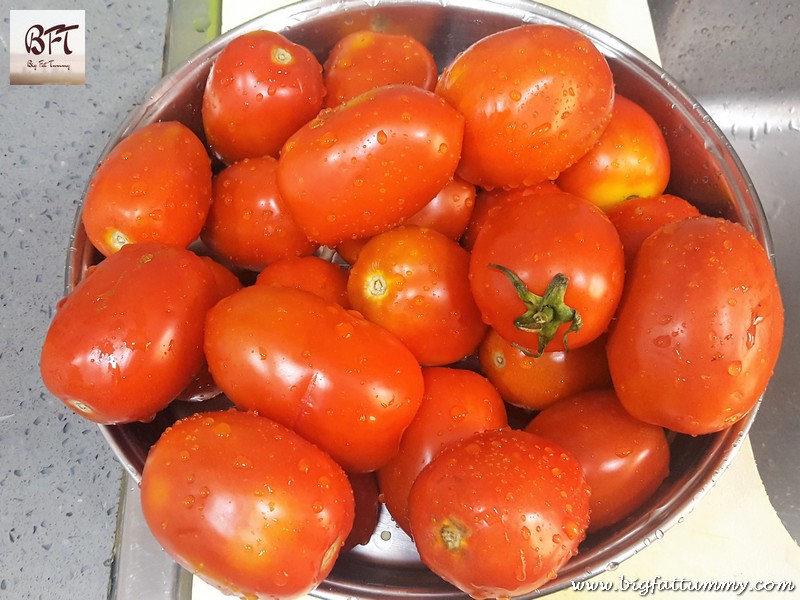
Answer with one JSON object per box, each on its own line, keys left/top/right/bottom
{"left": 10, "top": 10, "right": 86, "bottom": 85}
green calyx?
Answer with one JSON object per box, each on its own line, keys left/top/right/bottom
{"left": 489, "top": 264, "right": 582, "bottom": 357}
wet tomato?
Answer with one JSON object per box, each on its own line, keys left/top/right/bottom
{"left": 436, "top": 24, "right": 614, "bottom": 189}
{"left": 203, "top": 285, "right": 424, "bottom": 472}
{"left": 607, "top": 216, "right": 784, "bottom": 435}
{"left": 40, "top": 243, "right": 218, "bottom": 423}
{"left": 277, "top": 84, "right": 464, "bottom": 246}
{"left": 525, "top": 389, "right": 670, "bottom": 531}
{"left": 140, "top": 409, "right": 355, "bottom": 599}
{"left": 377, "top": 367, "right": 507, "bottom": 535}
{"left": 255, "top": 255, "right": 350, "bottom": 308}
{"left": 347, "top": 225, "right": 486, "bottom": 366}
{"left": 81, "top": 121, "right": 212, "bottom": 257}
{"left": 408, "top": 428, "right": 590, "bottom": 598}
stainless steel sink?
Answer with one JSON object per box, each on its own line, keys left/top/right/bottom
{"left": 648, "top": 0, "right": 800, "bottom": 542}
{"left": 109, "top": 2, "right": 800, "bottom": 598}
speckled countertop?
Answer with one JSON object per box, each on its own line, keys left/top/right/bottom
{"left": 0, "top": 2, "right": 168, "bottom": 597}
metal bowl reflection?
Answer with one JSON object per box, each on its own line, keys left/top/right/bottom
{"left": 65, "top": 0, "right": 772, "bottom": 597}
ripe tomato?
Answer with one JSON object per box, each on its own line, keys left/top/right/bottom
{"left": 461, "top": 181, "right": 560, "bottom": 250}
{"left": 140, "top": 409, "right": 355, "bottom": 599}
{"left": 40, "top": 243, "right": 218, "bottom": 423}
{"left": 377, "top": 367, "right": 507, "bottom": 535}
{"left": 557, "top": 95, "right": 671, "bottom": 210}
{"left": 347, "top": 225, "right": 486, "bottom": 365}
{"left": 408, "top": 428, "right": 590, "bottom": 598}
{"left": 323, "top": 30, "right": 438, "bottom": 107}
{"left": 525, "top": 389, "right": 670, "bottom": 531}
{"left": 607, "top": 216, "right": 784, "bottom": 435}
{"left": 202, "top": 30, "right": 325, "bottom": 163}
{"left": 81, "top": 121, "right": 212, "bottom": 257}
{"left": 436, "top": 24, "right": 614, "bottom": 189}
{"left": 606, "top": 193, "right": 701, "bottom": 266}
{"left": 255, "top": 255, "right": 350, "bottom": 308}
{"left": 469, "top": 190, "right": 625, "bottom": 355}
{"left": 479, "top": 329, "right": 612, "bottom": 411}
{"left": 198, "top": 255, "right": 243, "bottom": 300}
{"left": 201, "top": 155, "right": 316, "bottom": 271}
{"left": 277, "top": 84, "right": 464, "bottom": 246}
{"left": 342, "top": 472, "right": 381, "bottom": 552}
{"left": 204, "top": 285, "right": 424, "bottom": 472}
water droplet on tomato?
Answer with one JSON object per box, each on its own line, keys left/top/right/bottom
{"left": 214, "top": 422, "right": 231, "bottom": 437}
{"left": 564, "top": 520, "right": 581, "bottom": 540}
{"left": 727, "top": 361, "right": 742, "bottom": 376}
{"left": 615, "top": 447, "right": 633, "bottom": 458}
{"left": 183, "top": 495, "right": 195, "bottom": 509}
{"left": 653, "top": 335, "right": 671, "bottom": 348}
{"left": 234, "top": 455, "right": 251, "bottom": 469}
{"left": 376, "top": 130, "right": 388, "bottom": 144}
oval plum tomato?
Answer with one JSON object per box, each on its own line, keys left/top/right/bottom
{"left": 347, "top": 225, "right": 486, "bottom": 365}
{"left": 201, "top": 155, "right": 316, "bottom": 271}
{"left": 255, "top": 255, "right": 350, "bottom": 308}
{"left": 606, "top": 193, "right": 701, "bottom": 266}
{"left": 479, "top": 329, "right": 612, "bottom": 411}
{"left": 40, "top": 243, "right": 218, "bottom": 423}
{"left": 202, "top": 30, "right": 325, "bottom": 163}
{"left": 557, "top": 95, "right": 671, "bottom": 210}
{"left": 607, "top": 216, "right": 784, "bottom": 435}
{"left": 525, "top": 389, "right": 670, "bottom": 531}
{"left": 469, "top": 190, "right": 625, "bottom": 355}
{"left": 323, "top": 30, "right": 438, "bottom": 107}
{"left": 436, "top": 24, "right": 614, "bottom": 189}
{"left": 378, "top": 367, "right": 507, "bottom": 535}
{"left": 81, "top": 121, "right": 212, "bottom": 257}
{"left": 343, "top": 472, "right": 381, "bottom": 552}
{"left": 461, "top": 181, "right": 560, "bottom": 250}
{"left": 204, "top": 285, "right": 424, "bottom": 472}
{"left": 277, "top": 84, "right": 464, "bottom": 246}
{"left": 408, "top": 429, "right": 590, "bottom": 598}
{"left": 140, "top": 409, "right": 355, "bottom": 599}
{"left": 405, "top": 177, "right": 476, "bottom": 241}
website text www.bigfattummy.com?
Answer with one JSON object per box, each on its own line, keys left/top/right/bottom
{"left": 571, "top": 575, "right": 796, "bottom": 596}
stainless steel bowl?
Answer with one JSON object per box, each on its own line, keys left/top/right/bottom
{"left": 66, "top": 0, "right": 773, "bottom": 597}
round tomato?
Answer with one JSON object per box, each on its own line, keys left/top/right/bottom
{"left": 605, "top": 193, "right": 701, "bottom": 266}
{"left": 347, "top": 225, "right": 486, "bottom": 365}
{"left": 81, "top": 121, "right": 212, "bottom": 257}
{"left": 323, "top": 30, "right": 438, "bottom": 107}
{"left": 607, "top": 216, "right": 784, "bottom": 435}
{"left": 377, "top": 367, "right": 507, "bottom": 535}
{"left": 408, "top": 428, "right": 590, "bottom": 598}
{"left": 557, "top": 95, "right": 671, "bottom": 210}
{"left": 469, "top": 190, "right": 625, "bottom": 355}
{"left": 525, "top": 389, "right": 670, "bottom": 531}
{"left": 204, "top": 285, "right": 424, "bottom": 472}
{"left": 436, "top": 24, "right": 614, "bottom": 189}
{"left": 202, "top": 30, "right": 325, "bottom": 163}
{"left": 277, "top": 84, "right": 464, "bottom": 246}
{"left": 40, "top": 243, "right": 218, "bottom": 423}
{"left": 255, "top": 255, "right": 350, "bottom": 308}
{"left": 201, "top": 155, "right": 316, "bottom": 271}
{"left": 479, "top": 329, "right": 612, "bottom": 411}
{"left": 140, "top": 409, "right": 354, "bottom": 599}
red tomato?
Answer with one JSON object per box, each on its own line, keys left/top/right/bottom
{"left": 202, "top": 30, "right": 325, "bottom": 163}
{"left": 201, "top": 156, "right": 316, "bottom": 271}
{"left": 277, "top": 84, "right": 464, "bottom": 246}
{"left": 140, "top": 409, "right": 354, "bottom": 599}
{"left": 255, "top": 255, "right": 350, "bottom": 308}
{"left": 378, "top": 367, "right": 507, "bottom": 535}
{"left": 347, "top": 226, "right": 486, "bottom": 366}
{"left": 408, "top": 429, "right": 590, "bottom": 598}
{"left": 557, "top": 95, "right": 671, "bottom": 210}
{"left": 461, "top": 181, "right": 560, "bottom": 250}
{"left": 607, "top": 216, "right": 784, "bottom": 435}
{"left": 81, "top": 121, "right": 212, "bottom": 257}
{"left": 436, "top": 24, "right": 614, "bottom": 189}
{"left": 198, "top": 255, "right": 243, "bottom": 300}
{"left": 469, "top": 191, "right": 625, "bottom": 355}
{"left": 342, "top": 472, "right": 381, "bottom": 552}
{"left": 204, "top": 285, "right": 424, "bottom": 472}
{"left": 323, "top": 30, "right": 438, "bottom": 107}
{"left": 525, "top": 389, "right": 670, "bottom": 531}
{"left": 40, "top": 243, "right": 218, "bottom": 423}
{"left": 479, "top": 329, "right": 612, "bottom": 411}
{"left": 606, "top": 193, "right": 701, "bottom": 266}
{"left": 405, "top": 177, "right": 476, "bottom": 241}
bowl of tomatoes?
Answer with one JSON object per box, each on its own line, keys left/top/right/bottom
{"left": 43, "top": 0, "right": 784, "bottom": 598}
